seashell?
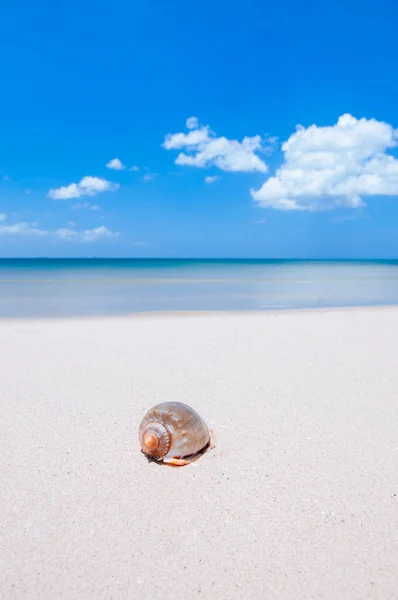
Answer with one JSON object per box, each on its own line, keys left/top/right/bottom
{"left": 139, "top": 401, "right": 214, "bottom": 466}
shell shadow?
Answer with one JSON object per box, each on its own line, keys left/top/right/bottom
{"left": 141, "top": 440, "right": 212, "bottom": 468}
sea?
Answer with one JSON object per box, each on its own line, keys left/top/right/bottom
{"left": 1, "top": 258, "right": 398, "bottom": 318}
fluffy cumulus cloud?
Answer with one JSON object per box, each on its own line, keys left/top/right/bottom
{"left": 0, "top": 220, "right": 48, "bottom": 236}
{"left": 204, "top": 175, "right": 219, "bottom": 184}
{"left": 48, "top": 176, "right": 119, "bottom": 200}
{"left": 106, "top": 158, "right": 125, "bottom": 170}
{"left": 251, "top": 114, "right": 398, "bottom": 211}
{"left": 186, "top": 116, "right": 199, "bottom": 130}
{"left": 0, "top": 213, "right": 118, "bottom": 242}
{"left": 163, "top": 118, "right": 268, "bottom": 173}
{"left": 55, "top": 226, "right": 119, "bottom": 242}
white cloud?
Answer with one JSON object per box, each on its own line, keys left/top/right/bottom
{"left": 106, "top": 158, "right": 125, "bottom": 171}
{"left": 55, "top": 228, "right": 77, "bottom": 240}
{"left": 163, "top": 119, "right": 268, "bottom": 173}
{"left": 0, "top": 214, "right": 118, "bottom": 241}
{"left": 71, "top": 202, "right": 100, "bottom": 211}
{"left": 204, "top": 175, "right": 219, "bottom": 184}
{"left": 142, "top": 172, "right": 158, "bottom": 182}
{"left": 186, "top": 116, "right": 199, "bottom": 130}
{"left": 48, "top": 176, "right": 119, "bottom": 200}
{"left": 56, "top": 226, "right": 119, "bottom": 242}
{"left": 251, "top": 113, "right": 398, "bottom": 211}
{"left": 83, "top": 226, "right": 119, "bottom": 242}
{"left": 129, "top": 165, "right": 139, "bottom": 171}
{"left": 0, "top": 221, "right": 48, "bottom": 236}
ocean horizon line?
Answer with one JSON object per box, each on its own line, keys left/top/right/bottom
{"left": 1, "top": 257, "right": 398, "bottom": 263}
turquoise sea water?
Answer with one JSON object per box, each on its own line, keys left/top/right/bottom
{"left": 1, "top": 259, "right": 398, "bottom": 318}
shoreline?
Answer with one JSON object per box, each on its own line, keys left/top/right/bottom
{"left": 1, "top": 301, "right": 398, "bottom": 323}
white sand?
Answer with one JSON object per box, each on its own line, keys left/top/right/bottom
{"left": 1, "top": 308, "right": 398, "bottom": 599}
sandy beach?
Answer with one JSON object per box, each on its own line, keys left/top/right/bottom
{"left": 1, "top": 308, "right": 398, "bottom": 599}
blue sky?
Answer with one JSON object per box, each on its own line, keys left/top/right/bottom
{"left": 1, "top": 0, "right": 398, "bottom": 258}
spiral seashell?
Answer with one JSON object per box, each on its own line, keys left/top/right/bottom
{"left": 139, "top": 401, "right": 214, "bottom": 466}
